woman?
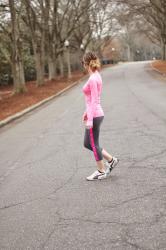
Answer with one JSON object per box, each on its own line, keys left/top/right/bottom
{"left": 82, "top": 52, "right": 119, "bottom": 181}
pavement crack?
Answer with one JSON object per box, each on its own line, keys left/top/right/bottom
{"left": 103, "top": 190, "right": 158, "bottom": 210}
{"left": 47, "top": 159, "right": 79, "bottom": 197}
{"left": 0, "top": 135, "right": 48, "bottom": 186}
{"left": 123, "top": 238, "right": 150, "bottom": 250}
{"left": 126, "top": 79, "right": 166, "bottom": 125}
{"left": 122, "top": 226, "right": 152, "bottom": 250}
{"left": 0, "top": 159, "right": 79, "bottom": 211}
{"left": 128, "top": 148, "right": 166, "bottom": 169}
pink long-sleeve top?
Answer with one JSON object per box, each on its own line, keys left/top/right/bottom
{"left": 82, "top": 70, "right": 104, "bottom": 127}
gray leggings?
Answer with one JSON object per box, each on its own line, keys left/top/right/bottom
{"left": 84, "top": 116, "right": 104, "bottom": 161}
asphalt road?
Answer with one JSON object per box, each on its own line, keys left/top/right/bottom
{"left": 0, "top": 61, "right": 166, "bottom": 250}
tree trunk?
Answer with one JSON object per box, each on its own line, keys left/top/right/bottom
{"left": 48, "top": 56, "right": 57, "bottom": 80}
{"left": 22, "top": 0, "right": 46, "bottom": 86}
{"left": 59, "top": 53, "right": 64, "bottom": 77}
{"left": 127, "top": 44, "right": 132, "bottom": 61}
{"left": 34, "top": 51, "right": 45, "bottom": 86}
{"left": 32, "top": 40, "right": 45, "bottom": 86}
{"left": 162, "top": 42, "right": 166, "bottom": 60}
{"left": 9, "top": 0, "right": 26, "bottom": 94}
{"left": 65, "top": 48, "right": 72, "bottom": 79}
{"left": 13, "top": 60, "right": 26, "bottom": 93}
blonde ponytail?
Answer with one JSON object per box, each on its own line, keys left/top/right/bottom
{"left": 82, "top": 52, "right": 101, "bottom": 72}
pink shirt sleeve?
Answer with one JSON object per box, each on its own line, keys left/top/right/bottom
{"left": 86, "top": 77, "right": 98, "bottom": 127}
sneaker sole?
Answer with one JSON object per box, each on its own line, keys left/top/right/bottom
{"left": 86, "top": 174, "right": 106, "bottom": 181}
{"left": 86, "top": 178, "right": 103, "bottom": 181}
{"left": 98, "top": 174, "right": 107, "bottom": 180}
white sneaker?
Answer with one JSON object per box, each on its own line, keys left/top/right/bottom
{"left": 86, "top": 170, "right": 106, "bottom": 181}
{"left": 105, "top": 157, "right": 119, "bottom": 177}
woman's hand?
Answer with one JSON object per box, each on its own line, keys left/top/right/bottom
{"left": 85, "top": 125, "right": 93, "bottom": 129}
{"left": 85, "top": 120, "right": 93, "bottom": 129}
{"left": 82, "top": 113, "right": 93, "bottom": 129}
{"left": 82, "top": 112, "right": 87, "bottom": 123}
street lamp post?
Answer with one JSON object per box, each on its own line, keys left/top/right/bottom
{"left": 80, "top": 43, "right": 84, "bottom": 51}
{"left": 80, "top": 43, "right": 85, "bottom": 72}
{"left": 136, "top": 50, "right": 140, "bottom": 61}
{"left": 111, "top": 47, "right": 115, "bottom": 63}
{"left": 152, "top": 50, "right": 156, "bottom": 60}
{"left": 64, "top": 39, "right": 71, "bottom": 79}
{"left": 80, "top": 43, "right": 84, "bottom": 60}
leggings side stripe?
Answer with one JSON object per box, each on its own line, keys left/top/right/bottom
{"left": 89, "top": 128, "right": 99, "bottom": 161}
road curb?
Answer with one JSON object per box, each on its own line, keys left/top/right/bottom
{"left": 150, "top": 61, "right": 166, "bottom": 77}
{"left": 0, "top": 75, "right": 88, "bottom": 128}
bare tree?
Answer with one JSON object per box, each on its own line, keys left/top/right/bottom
{"left": 0, "top": 0, "right": 122, "bottom": 91}
{"left": 22, "top": 0, "right": 49, "bottom": 86}
{"left": 8, "top": 0, "right": 26, "bottom": 93}
{"left": 116, "top": 0, "right": 166, "bottom": 59}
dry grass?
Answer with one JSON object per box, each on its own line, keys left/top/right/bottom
{"left": 0, "top": 71, "right": 86, "bottom": 121}
{"left": 152, "top": 60, "right": 166, "bottom": 74}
